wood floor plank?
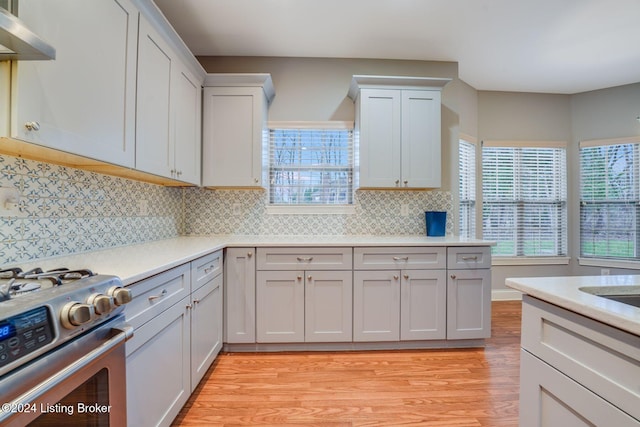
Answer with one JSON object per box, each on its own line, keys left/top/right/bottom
{"left": 172, "top": 300, "right": 521, "bottom": 426}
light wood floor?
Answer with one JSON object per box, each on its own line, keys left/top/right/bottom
{"left": 173, "top": 300, "right": 522, "bottom": 426}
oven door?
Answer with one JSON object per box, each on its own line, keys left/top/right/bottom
{"left": 0, "top": 315, "right": 132, "bottom": 427}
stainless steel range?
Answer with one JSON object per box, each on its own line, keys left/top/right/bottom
{"left": 0, "top": 267, "right": 133, "bottom": 426}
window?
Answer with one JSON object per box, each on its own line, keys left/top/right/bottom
{"left": 459, "top": 138, "right": 477, "bottom": 238}
{"left": 268, "top": 122, "right": 353, "bottom": 206}
{"left": 482, "top": 141, "right": 567, "bottom": 257}
{"left": 580, "top": 137, "right": 640, "bottom": 260}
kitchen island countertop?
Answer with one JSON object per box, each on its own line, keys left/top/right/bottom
{"left": 17, "top": 235, "right": 494, "bottom": 286}
{"left": 506, "top": 275, "right": 640, "bottom": 336}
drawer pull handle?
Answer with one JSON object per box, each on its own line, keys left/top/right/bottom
{"left": 148, "top": 289, "right": 167, "bottom": 301}
{"left": 204, "top": 265, "right": 215, "bottom": 274}
{"left": 393, "top": 256, "right": 409, "bottom": 261}
{"left": 462, "top": 256, "right": 478, "bottom": 261}
{"left": 193, "top": 299, "right": 200, "bottom": 304}
{"left": 297, "top": 257, "right": 314, "bottom": 262}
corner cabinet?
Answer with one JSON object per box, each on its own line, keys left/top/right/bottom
{"left": 135, "top": 15, "right": 202, "bottom": 185}
{"left": 11, "top": 0, "right": 139, "bottom": 168}
{"left": 202, "top": 74, "right": 275, "bottom": 188}
{"left": 125, "top": 250, "right": 223, "bottom": 427}
{"left": 348, "top": 76, "right": 450, "bottom": 189}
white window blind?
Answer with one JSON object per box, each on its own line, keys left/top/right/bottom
{"left": 580, "top": 137, "right": 640, "bottom": 259}
{"left": 268, "top": 123, "right": 353, "bottom": 205}
{"left": 482, "top": 141, "right": 567, "bottom": 257}
{"left": 459, "top": 139, "right": 476, "bottom": 238}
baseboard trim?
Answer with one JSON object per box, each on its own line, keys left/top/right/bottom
{"left": 492, "top": 289, "right": 522, "bottom": 301}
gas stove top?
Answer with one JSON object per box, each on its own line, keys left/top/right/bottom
{"left": 0, "top": 267, "right": 97, "bottom": 302}
{"left": 0, "top": 265, "right": 132, "bottom": 377}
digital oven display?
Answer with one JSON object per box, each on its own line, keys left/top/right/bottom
{"left": 0, "top": 306, "right": 54, "bottom": 369}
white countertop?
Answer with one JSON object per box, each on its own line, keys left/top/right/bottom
{"left": 17, "top": 235, "right": 493, "bottom": 286}
{"left": 506, "top": 275, "right": 640, "bottom": 336}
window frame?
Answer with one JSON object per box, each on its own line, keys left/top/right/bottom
{"left": 458, "top": 136, "right": 477, "bottom": 239}
{"left": 579, "top": 136, "right": 640, "bottom": 263}
{"left": 481, "top": 140, "right": 568, "bottom": 260}
{"left": 266, "top": 121, "right": 355, "bottom": 214}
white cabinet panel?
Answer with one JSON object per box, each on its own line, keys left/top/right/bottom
{"left": 191, "top": 273, "right": 223, "bottom": 391}
{"left": 13, "top": 0, "right": 138, "bottom": 167}
{"left": 225, "top": 248, "right": 256, "bottom": 343}
{"left": 446, "top": 269, "right": 491, "bottom": 339}
{"left": 126, "top": 297, "right": 190, "bottom": 427}
{"left": 400, "top": 269, "right": 447, "bottom": 340}
{"left": 173, "top": 65, "right": 202, "bottom": 185}
{"left": 256, "top": 270, "right": 305, "bottom": 343}
{"left": 353, "top": 270, "right": 401, "bottom": 342}
{"left": 305, "top": 270, "right": 353, "bottom": 342}
{"left": 135, "top": 16, "right": 173, "bottom": 179}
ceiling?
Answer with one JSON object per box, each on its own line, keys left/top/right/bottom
{"left": 153, "top": 0, "right": 640, "bottom": 94}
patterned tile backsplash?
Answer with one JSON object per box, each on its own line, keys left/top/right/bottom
{"left": 183, "top": 188, "right": 453, "bottom": 237}
{"left": 0, "top": 155, "right": 183, "bottom": 265}
{"left": 0, "top": 154, "right": 453, "bottom": 265}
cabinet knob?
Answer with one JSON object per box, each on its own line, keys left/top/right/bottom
{"left": 307, "top": 275, "right": 312, "bottom": 281}
{"left": 395, "top": 179, "right": 400, "bottom": 186}
{"left": 247, "top": 251, "right": 253, "bottom": 257}
{"left": 450, "top": 274, "right": 456, "bottom": 280}
{"left": 254, "top": 178, "right": 259, "bottom": 184}
{"left": 404, "top": 180, "right": 408, "bottom": 186}
{"left": 297, "top": 275, "right": 302, "bottom": 281}
{"left": 403, "top": 274, "right": 409, "bottom": 280}
{"left": 177, "top": 171, "right": 183, "bottom": 177}
{"left": 24, "top": 121, "right": 40, "bottom": 131}
{"left": 186, "top": 304, "right": 192, "bottom": 310}
{"left": 393, "top": 275, "right": 399, "bottom": 280}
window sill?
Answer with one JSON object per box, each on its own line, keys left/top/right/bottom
{"left": 578, "top": 257, "right": 640, "bottom": 270}
{"left": 266, "top": 205, "right": 356, "bottom": 215}
{"left": 492, "top": 256, "right": 571, "bottom": 266}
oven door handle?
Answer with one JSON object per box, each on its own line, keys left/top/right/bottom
{"left": 0, "top": 324, "right": 133, "bottom": 424}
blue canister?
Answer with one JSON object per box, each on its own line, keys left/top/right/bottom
{"left": 425, "top": 211, "right": 446, "bottom": 236}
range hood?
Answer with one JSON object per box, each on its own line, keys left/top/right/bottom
{"left": 0, "top": 7, "right": 55, "bottom": 60}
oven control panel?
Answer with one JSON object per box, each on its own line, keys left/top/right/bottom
{"left": 0, "top": 306, "right": 54, "bottom": 370}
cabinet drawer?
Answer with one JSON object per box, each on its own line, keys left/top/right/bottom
{"left": 353, "top": 247, "right": 446, "bottom": 270}
{"left": 125, "top": 264, "right": 190, "bottom": 330}
{"left": 522, "top": 296, "right": 640, "bottom": 421}
{"left": 192, "top": 250, "right": 223, "bottom": 291}
{"left": 446, "top": 247, "right": 491, "bottom": 269}
{"left": 257, "top": 247, "right": 352, "bottom": 270}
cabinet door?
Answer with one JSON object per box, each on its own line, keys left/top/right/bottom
{"left": 447, "top": 269, "right": 491, "bottom": 339}
{"left": 126, "top": 298, "right": 190, "bottom": 427}
{"left": 520, "top": 350, "right": 638, "bottom": 427}
{"left": 400, "top": 90, "right": 441, "bottom": 188}
{"left": 256, "top": 270, "right": 305, "bottom": 342}
{"left": 173, "top": 65, "right": 202, "bottom": 185}
{"left": 353, "top": 270, "right": 400, "bottom": 341}
{"left": 305, "top": 270, "right": 353, "bottom": 342}
{"left": 357, "top": 89, "right": 401, "bottom": 188}
{"left": 135, "top": 16, "right": 174, "bottom": 179}
{"left": 202, "top": 86, "right": 265, "bottom": 187}
{"left": 400, "top": 269, "right": 446, "bottom": 340}
{"left": 225, "top": 248, "right": 256, "bottom": 343}
{"left": 191, "top": 274, "right": 223, "bottom": 391}
{"left": 13, "top": 0, "right": 138, "bottom": 167}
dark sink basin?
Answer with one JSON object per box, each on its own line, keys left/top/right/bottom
{"left": 580, "top": 286, "right": 640, "bottom": 308}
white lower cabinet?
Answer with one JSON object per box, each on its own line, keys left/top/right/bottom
{"left": 256, "top": 270, "right": 353, "bottom": 343}
{"left": 353, "top": 269, "right": 446, "bottom": 342}
{"left": 224, "top": 248, "right": 257, "bottom": 343}
{"left": 353, "top": 247, "right": 447, "bottom": 342}
{"left": 126, "top": 250, "right": 223, "bottom": 426}
{"left": 446, "top": 247, "right": 492, "bottom": 339}
{"left": 519, "top": 296, "right": 640, "bottom": 425}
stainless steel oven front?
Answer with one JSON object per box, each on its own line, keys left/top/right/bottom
{"left": 0, "top": 269, "right": 133, "bottom": 426}
{"left": 0, "top": 314, "right": 132, "bottom": 426}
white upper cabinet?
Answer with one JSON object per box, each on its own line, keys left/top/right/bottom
{"left": 349, "top": 76, "right": 450, "bottom": 189}
{"left": 12, "top": 0, "right": 139, "bottom": 168}
{"left": 135, "top": 15, "right": 202, "bottom": 185}
{"left": 202, "top": 74, "right": 275, "bottom": 188}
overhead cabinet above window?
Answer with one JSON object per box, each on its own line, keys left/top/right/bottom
{"left": 348, "top": 75, "right": 450, "bottom": 189}
{"left": 202, "top": 74, "right": 275, "bottom": 188}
